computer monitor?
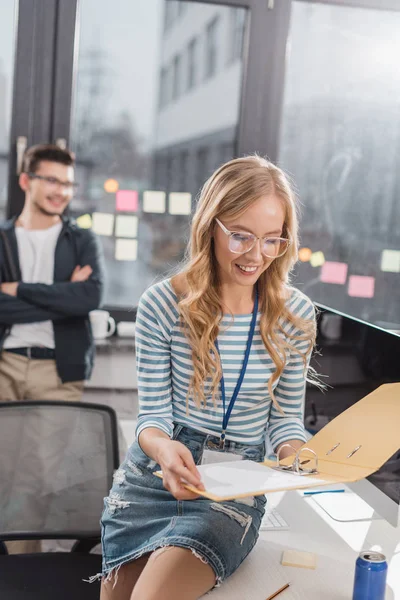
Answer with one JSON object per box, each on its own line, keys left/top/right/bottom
{"left": 305, "top": 303, "right": 400, "bottom": 527}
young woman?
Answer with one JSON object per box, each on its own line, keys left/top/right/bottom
{"left": 99, "top": 156, "right": 316, "bottom": 600}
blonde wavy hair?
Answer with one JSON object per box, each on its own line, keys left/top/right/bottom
{"left": 171, "top": 155, "right": 316, "bottom": 413}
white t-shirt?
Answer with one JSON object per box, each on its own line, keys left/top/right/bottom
{"left": 4, "top": 222, "right": 63, "bottom": 349}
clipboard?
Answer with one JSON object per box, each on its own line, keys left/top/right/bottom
{"left": 154, "top": 383, "right": 400, "bottom": 501}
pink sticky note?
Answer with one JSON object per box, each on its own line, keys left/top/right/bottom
{"left": 116, "top": 190, "right": 138, "bottom": 212}
{"left": 348, "top": 275, "right": 375, "bottom": 298}
{"left": 320, "top": 261, "right": 348, "bottom": 285}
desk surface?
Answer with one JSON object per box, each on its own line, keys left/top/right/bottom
{"left": 206, "top": 489, "right": 400, "bottom": 600}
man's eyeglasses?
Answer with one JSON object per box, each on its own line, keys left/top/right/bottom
{"left": 215, "top": 218, "right": 290, "bottom": 258}
{"left": 27, "top": 173, "right": 78, "bottom": 191}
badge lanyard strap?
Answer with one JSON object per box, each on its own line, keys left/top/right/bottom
{"left": 215, "top": 286, "right": 259, "bottom": 449}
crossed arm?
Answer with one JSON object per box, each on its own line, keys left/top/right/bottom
{"left": 0, "top": 233, "right": 105, "bottom": 325}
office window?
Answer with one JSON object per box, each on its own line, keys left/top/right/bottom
{"left": 70, "top": 1, "right": 242, "bottom": 309}
{"left": 219, "top": 142, "right": 234, "bottom": 165}
{"left": 164, "top": 2, "right": 172, "bottom": 31}
{"left": 177, "top": 1, "right": 188, "bottom": 17}
{"left": 278, "top": 1, "right": 400, "bottom": 327}
{"left": 229, "top": 7, "right": 246, "bottom": 63}
{"left": 162, "top": 64, "right": 173, "bottom": 107}
{"left": 196, "top": 147, "right": 208, "bottom": 194}
{"left": 0, "top": 1, "right": 16, "bottom": 221}
{"left": 172, "top": 54, "right": 182, "bottom": 101}
{"left": 179, "top": 150, "right": 189, "bottom": 192}
{"left": 205, "top": 17, "right": 219, "bottom": 80}
{"left": 164, "top": 1, "right": 179, "bottom": 32}
{"left": 187, "top": 37, "right": 198, "bottom": 91}
{"left": 159, "top": 66, "right": 168, "bottom": 108}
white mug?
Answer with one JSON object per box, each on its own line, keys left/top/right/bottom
{"left": 89, "top": 310, "right": 116, "bottom": 340}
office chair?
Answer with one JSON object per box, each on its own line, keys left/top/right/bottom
{"left": 0, "top": 400, "right": 119, "bottom": 600}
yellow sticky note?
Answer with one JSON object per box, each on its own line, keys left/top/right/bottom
{"left": 115, "top": 215, "right": 138, "bottom": 238}
{"left": 381, "top": 249, "right": 400, "bottom": 273}
{"left": 310, "top": 251, "right": 325, "bottom": 268}
{"left": 76, "top": 214, "right": 92, "bottom": 229}
{"left": 282, "top": 549, "right": 317, "bottom": 570}
{"left": 143, "top": 191, "right": 166, "bottom": 214}
{"left": 92, "top": 212, "right": 115, "bottom": 236}
{"left": 115, "top": 239, "right": 137, "bottom": 261}
{"left": 169, "top": 192, "right": 192, "bottom": 216}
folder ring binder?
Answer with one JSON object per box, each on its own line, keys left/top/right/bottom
{"left": 274, "top": 445, "right": 319, "bottom": 476}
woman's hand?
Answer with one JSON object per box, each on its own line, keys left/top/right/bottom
{"left": 154, "top": 438, "right": 205, "bottom": 501}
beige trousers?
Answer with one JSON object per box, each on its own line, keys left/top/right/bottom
{"left": 0, "top": 350, "right": 84, "bottom": 402}
{"left": 0, "top": 350, "right": 84, "bottom": 554}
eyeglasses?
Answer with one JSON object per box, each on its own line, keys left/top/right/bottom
{"left": 27, "top": 173, "right": 78, "bottom": 191}
{"left": 215, "top": 218, "right": 290, "bottom": 258}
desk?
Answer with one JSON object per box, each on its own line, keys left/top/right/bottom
{"left": 206, "top": 490, "right": 400, "bottom": 599}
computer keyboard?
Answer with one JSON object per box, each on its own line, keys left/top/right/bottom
{"left": 260, "top": 507, "right": 290, "bottom": 531}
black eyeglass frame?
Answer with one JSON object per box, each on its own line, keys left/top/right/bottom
{"left": 27, "top": 172, "right": 79, "bottom": 189}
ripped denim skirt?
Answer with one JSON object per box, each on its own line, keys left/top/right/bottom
{"left": 100, "top": 424, "right": 267, "bottom": 586}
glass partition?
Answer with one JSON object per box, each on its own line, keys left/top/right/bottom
{"left": 278, "top": 1, "right": 400, "bottom": 328}
{"left": 70, "top": 0, "right": 247, "bottom": 308}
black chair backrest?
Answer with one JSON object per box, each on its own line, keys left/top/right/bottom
{"left": 0, "top": 401, "right": 119, "bottom": 541}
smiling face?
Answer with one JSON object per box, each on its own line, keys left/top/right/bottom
{"left": 19, "top": 160, "right": 75, "bottom": 217}
{"left": 213, "top": 195, "right": 286, "bottom": 288}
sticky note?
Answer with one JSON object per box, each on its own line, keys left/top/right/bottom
{"left": 169, "top": 192, "right": 192, "bottom": 215}
{"left": 143, "top": 191, "right": 166, "bottom": 213}
{"left": 116, "top": 190, "right": 138, "bottom": 212}
{"left": 115, "top": 215, "right": 138, "bottom": 238}
{"left": 348, "top": 275, "right": 375, "bottom": 298}
{"left": 298, "top": 247, "right": 312, "bottom": 262}
{"left": 320, "top": 261, "right": 348, "bottom": 285}
{"left": 91, "top": 212, "right": 114, "bottom": 236}
{"left": 281, "top": 549, "right": 317, "bottom": 570}
{"left": 381, "top": 249, "right": 400, "bottom": 273}
{"left": 76, "top": 214, "right": 92, "bottom": 229}
{"left": 310, "top": 251, "right": 325, "bottom": 268}
{"left": 115, "top": 239, "right": 138, "bottom": 261}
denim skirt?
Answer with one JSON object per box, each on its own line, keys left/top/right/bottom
{"left": 100, "top": 424, "right": 267, "bottom": 585}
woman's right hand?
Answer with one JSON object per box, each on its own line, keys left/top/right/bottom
{"left": 154, "top": 438, "right": 205, "bottom": 500}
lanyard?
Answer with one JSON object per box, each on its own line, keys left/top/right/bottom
{"left": 215, "top": 287, "right": 259, "bottom": 449}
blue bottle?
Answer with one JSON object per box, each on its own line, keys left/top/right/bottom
{"left": 352, "top": 551, "right": 388, "bottom": 600}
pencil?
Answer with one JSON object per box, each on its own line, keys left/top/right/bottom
{"left": 266, "top": 582, "right": 290, "bottom": 600}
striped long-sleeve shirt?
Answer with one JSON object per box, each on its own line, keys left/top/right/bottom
{"left": 135, "top": 279, "right": 315, "bottom": 450}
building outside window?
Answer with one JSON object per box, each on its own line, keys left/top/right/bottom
{"left": 165, "top": 1, "right": 187, "bottom": 31}
{"left": 164, "top": 1, "right": 178, "bottom": 31}
{"left": 172, "top": 54, "right": 182, "bottom": 100}
{"left": 177, "top": 1, "right": 188, "bottom": 17}
{"left": 187, "top": 37, "right": 197, "bottom": 91}
{"left": 179, "top": 150, "right": 189, "bottom": 191}
{"left": 159, "top": 66, "right": 168, "bottom": 108}
{"left": 69, "top": 1, "right": 244, "bottom": 308}
{"left": 205, "top": 17, "right": 219, "bottom": 80}
{"left": 229, "top": 7, "right": 246, "bottom": 63}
